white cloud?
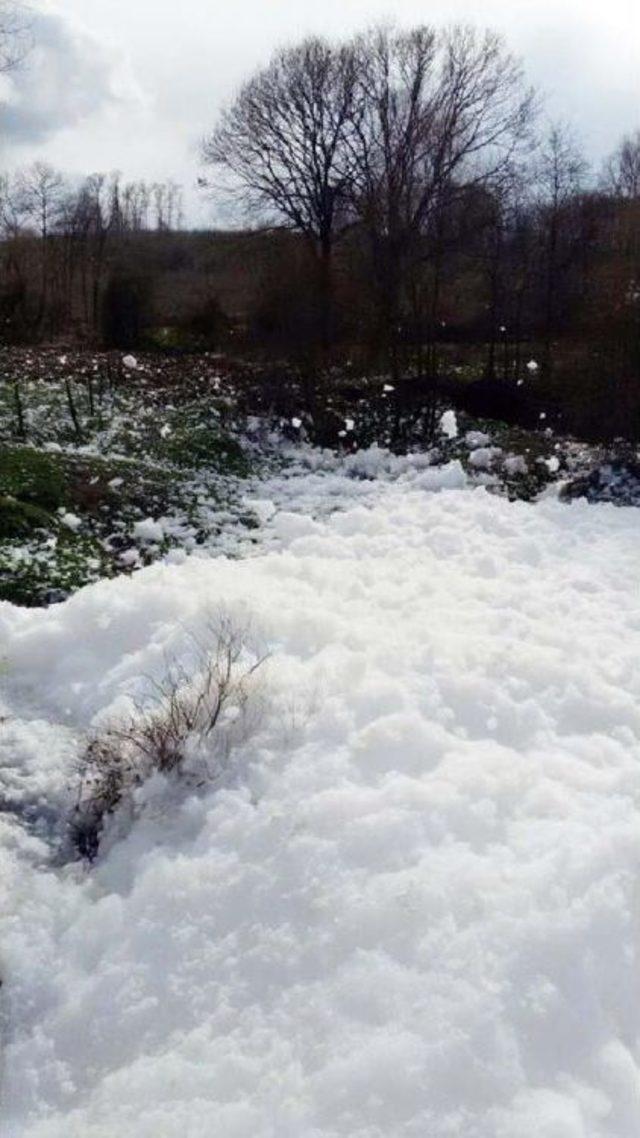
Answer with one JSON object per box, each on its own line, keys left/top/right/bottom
{"left": 0, "top": 8, "right": 121, "bottom": 146}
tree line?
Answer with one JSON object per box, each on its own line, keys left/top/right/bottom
{"left": 1, "top": 13, "right": 640, "bottom": 438}
{"left": 0, "top": 168, "right": 184, "bottom": 338}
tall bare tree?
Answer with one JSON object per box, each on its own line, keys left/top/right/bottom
{"left": 347, "top": 24, "right": 535, "bottom": 373}
{"left": 14, "top": 162, "right": 66, "bottom": 325}
{"left": 203, "top": 36, "right": 361, "bottom": 347}
{"left": 535, "top": 122, "right": 588, "bottom": 373}
{"left": 15, "top": 162, "right": 65, "bottom": 240}
{"left": 604, "top": 130, "right": 640, "bottom": 200}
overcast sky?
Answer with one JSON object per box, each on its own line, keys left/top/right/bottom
{"left": 1, "top": 0, "right": 639, "bottom": 225}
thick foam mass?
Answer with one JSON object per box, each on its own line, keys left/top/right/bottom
{"left": 1, "top": 479, "right": 639, "bottom": 1137}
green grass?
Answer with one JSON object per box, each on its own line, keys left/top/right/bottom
{"left": 0, "top": 375, "right": 255, "bottom": 606}
{"left": 0, "top": 495, "right": 55, "bottom": 540}
{"left": 0, "top": 350, "right": 576, "bottom": 608}
{"left": 161, "top": 426, "right": 249, "bottom": 474}
{"left": 0, "top": 447, "right": 68, "bottom": 511}
{"left": 0, "top": 529, "right": 111, "bottom": 607}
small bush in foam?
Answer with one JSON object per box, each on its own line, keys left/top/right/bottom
{"left": 72, "top": 615, "right": 268, "bottom": 859}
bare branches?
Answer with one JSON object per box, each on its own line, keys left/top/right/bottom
{"left": 203, "top": 23, "right": 535, "bottom": 363}
{"left": 603, "top": 129, "right": 640, "bottom": 200}
{"left": 348, "top": 25, "right": 535, "bottom": 245}
{"left": 338, "top": 24, "right": 536, "bottom": 369}
{"left": 203, "top": 36, "right": 365, "bottom": 348}
{"left": 204, "top": 37, "right": 360, "bottom": 253}
{"left": 14, "top": 162, "right": 66, "bottom": 240}
{"left": 205, "top": 24, "right": 534, "bottom": 245}
{"left": 536, "top": 122, "right": 588, "bottom": 210}
{"left": 72, "top": 616, "right": 269, "bottom": 860}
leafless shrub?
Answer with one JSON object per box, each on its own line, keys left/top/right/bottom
{"left": 71, "top": 615, "right": 269, "bottom": 860}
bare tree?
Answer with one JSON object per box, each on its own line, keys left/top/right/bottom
{"left": 347, "top": 24, "right": 536, "bottom": 373}
{"left": 70, "top": 173, "right": 111, "bottom": 328}
{"left": 14, "top": 162, "right": 66, "bottom": 324}
{"left": 535, "top": 122, "right": 588, "bottom": 372}
{"left": 0, "top": 170, "right": 19, "bottom": 235}
{"left": 15, "top": 162, "right": 65, "bottom": 240}
{"left": 603, "top": 130, "right": 640, "bottom": 200}
{"left": 152, "top": 180, "right": 167, "bottom": 230}
{"left": 203, "top": 36, "right": 361, "bottom": 347}
{"left": 165, "top": 180, "right": 184, "bottom": 231}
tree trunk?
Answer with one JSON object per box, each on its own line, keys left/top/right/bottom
{"left": 318, "top": 236, "right": 333, "bottom": 353}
